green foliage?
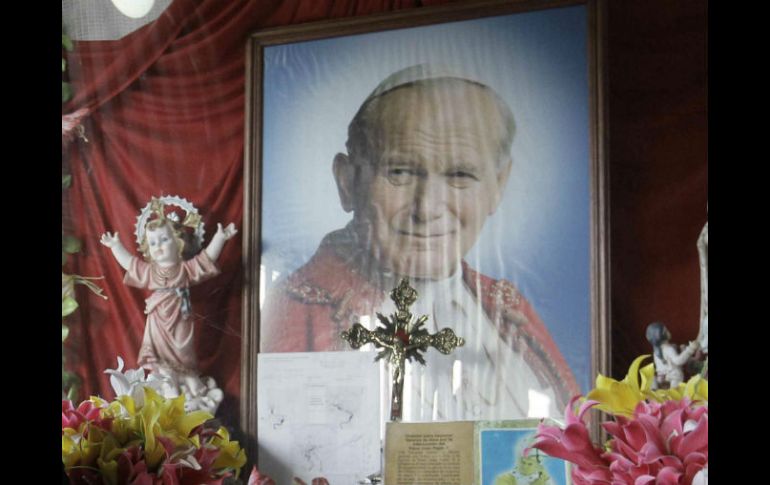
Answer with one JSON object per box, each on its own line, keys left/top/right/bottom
{"left": 62, "top": 335, "right": 80, "bottom": 401}
{"left": 62, "top": 296, "right": 79, "bottom": 318}
{"left": 62, "top": 234, "right": 81, "bottom": 254}
{"left": 66, "top": 385, "right": 79, "bottom": 401}
{"left": 62, "top": 81, "right": 72, "bottom": 103}
{"left": 62, "top": 31, "right": 73, "bottom": 103}
{"left": 62, "top": 26, "right": 79, "bottom": 401}
{"left": 61, "top": 26, "right": 100, "bottom": 405}
{"left": 62, "top": 33, "right": 74, "bottom": 52}
{"left": 62, "top": 363, "right": 80, "bottom": 401}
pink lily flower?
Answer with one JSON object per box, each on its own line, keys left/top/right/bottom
{"left": 115, "top": 446, "right": 151, "bottom": 485}
{"left": 530, "top": 396, "right": 612, "bottom": 483}
{"left": 531, "top": 396, "right": 708, "bottom": 485}
{"left": 247, "top": 466, "right": 276, "bottom": 485}
{"left": 245, "top": 466, "right": 330, "bottom": 485}
{"left": 601, "top": 399, "right": 707, "bottom": 485}
{"left": 62, "top": 399, "right": 113, "bottom": 434}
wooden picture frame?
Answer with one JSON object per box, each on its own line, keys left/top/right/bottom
{"left": 242, "top": 0, "right": 609, "bottom": 471}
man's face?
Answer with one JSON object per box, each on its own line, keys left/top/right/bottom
{"left": 346, "top": 82, "right": 511, "bottom": 279}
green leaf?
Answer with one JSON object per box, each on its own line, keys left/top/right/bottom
{"left": 62, "top": 296, "right": 78, "bottom": 317}
{"left": 62, "top": 324, "right": 70, "bottom": 342}
{"left": 62, "top": 174, "right": 72, "bottom": 189}
{"left": 62, "top": 82, "right": 72, "bottom": 103}
{"left": 62, "top": 58, "right": 67, "bottom": 73}
{"left": 62, "top": 34, "right": 74, "bottom": 51}
{"left": 62, "top": 234, "right": 81, "bottom": 254}
{"left": 66, "top": 385, "right": 79, "bottom": 402}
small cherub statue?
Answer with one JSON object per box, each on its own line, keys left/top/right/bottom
{"left": 645, "top": 322, "right": 699, "bottom": 389}
{"left": 100, "top": 196, "right": 237, "bottom": 412}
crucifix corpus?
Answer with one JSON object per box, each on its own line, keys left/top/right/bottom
{"left": 341, "top": 278, "right": 465, "bottom": 421}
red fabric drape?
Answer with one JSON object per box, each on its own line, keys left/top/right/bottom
{"left": 62, "top": 0, "right": 451, "bottom": 422}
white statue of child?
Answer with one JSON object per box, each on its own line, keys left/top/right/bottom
{"left": 645, "top": 322, "right": 699, "bottom": 389}
{"left": 100, "top": 197, "right": 237, "bottom": 406}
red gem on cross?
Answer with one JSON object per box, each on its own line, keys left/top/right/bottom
{"left": 395, "top": 328, "right": 409, "bottom": 344}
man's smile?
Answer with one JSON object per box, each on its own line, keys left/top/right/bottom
{"left": 396, "top": 230, "right": 456, "bottom": 238}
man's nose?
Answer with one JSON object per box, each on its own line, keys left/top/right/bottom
{"left": 411, "top": 176, "right": 447, "bottom": 222}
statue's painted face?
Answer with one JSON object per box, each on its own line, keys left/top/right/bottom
{"left": 518, "top": 455, "right": 542, "bottom": 476}
{"left": 349, "top": 82, "right": 510, "bottom": 279}
{"left": 146, "top": 224, "right": 181, "bottom": 266}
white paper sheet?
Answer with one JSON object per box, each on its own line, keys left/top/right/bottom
{"left": 257, "top": 351, "right": 382, "bottom": 484}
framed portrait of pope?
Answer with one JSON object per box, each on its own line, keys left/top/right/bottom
{"left": 242, "top": 0, "right": 608, "bottom": 440}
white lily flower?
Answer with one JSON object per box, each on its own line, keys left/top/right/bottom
{"left": 104, "top": 356, "right": 170, "bottom": 407}
{"left": 159, "top": 445, "right": 202, "bottom": 475}
{"left": 692, "top": 467, "right": 708, "bottom": 485}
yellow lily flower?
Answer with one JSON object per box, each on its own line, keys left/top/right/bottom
{"left": 585, "top": 355, "right": 709, "bottom": 417}
{"left": 177, "top": 410, "right": 214, "bottom": 438}
{"left": 638, "top": 361, "right": 656, "bottom": 392}
{"left": 98, "top": 396, "right": 138, "bottom": 444}
{"left": 647, "top": 373, "right": 708, "bottom": 404}
{"left": 157, "top": 393, "right": 187, "bottom": 430}
{"left": 686, "top": 374, "right": 708, "bottom": 402}
{"left": 586, "top": 355, "right": 652, "bottom": 417}
{"left": 140, "top": 389, "right": 165, "bottom": 468}
{"left": 116, "top": 394, "right": 137, "bottom": 416}
{"left": 89, "top": 396, "right": 109, "bottom": 408}
{"left": 210, "top": 427, "right": 247, "bottom": 475}
{"left": 96, "top": 433, "right": 125, "bottom": 485}
{"left": 97, "top": 457, "right": 119, "bottom": 485}
{"left": 66, "top": 425, "right": 106, "bottom": 469}
{"left": 63, "top": 382, "right": 246, "bottom": 481}
{"left": 189, "top": 434, "right": 201, "bottom": 448}
{"left": 62, "top": 433, "right": 81, "bottom": 469}
{"left": 135, "top": 387, "right": 216, "bottom": 469}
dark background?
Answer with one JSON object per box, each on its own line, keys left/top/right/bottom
{"left": 606, "top": 0, "right": 707, "bottom": 376}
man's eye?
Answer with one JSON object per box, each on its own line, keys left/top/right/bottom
{"left": 150, "top": 241, "right": 156, "bottom": 246}
{"left": 446, "top": 171, "right": 479, "bottom": 187}
{"left": 385, "top": 167, "right": 416, "bottom": 185}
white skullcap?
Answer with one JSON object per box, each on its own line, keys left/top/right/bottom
{"left": 363, "top": 63, "right": 486, "bottom": 105}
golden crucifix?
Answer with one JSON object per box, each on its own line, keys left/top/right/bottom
{"left": 341, "top": 278, "right": 465, "bottom": 421}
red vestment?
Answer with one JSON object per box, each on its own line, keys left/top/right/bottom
{"left": 261, "top": 236, "right": 580, "bottom": 410}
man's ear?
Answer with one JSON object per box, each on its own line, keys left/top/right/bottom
{"left": 489, "top": 156, "right": 513, "bottom": 214}
{"left": 333, "top": 153, "right": 356, "bottom": 213}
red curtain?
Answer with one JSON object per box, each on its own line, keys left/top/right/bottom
{"left": 63, "top": 0, "right": 450, "bottom": 421}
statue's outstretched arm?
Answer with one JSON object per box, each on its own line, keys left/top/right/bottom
{"left": 205, "top": 223, "right": 238, "bottom": 262}
{"left": 100, "top": 232, "right": 132, "bottom": 271}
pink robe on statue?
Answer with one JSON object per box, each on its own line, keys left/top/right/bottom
{"left": 124, "top": 251, "right": 220, "bottom": 374}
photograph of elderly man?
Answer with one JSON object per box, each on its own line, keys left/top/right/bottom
{"left": 260, "top": 64, "right": 580, "bottom": 420}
